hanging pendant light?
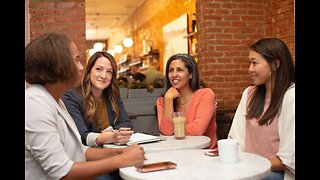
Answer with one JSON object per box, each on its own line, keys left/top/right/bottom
{"left": 123, "top": 37, "right": 133, "bottom": 48}
{"left": 107, "top": 49, "right": 115, "bottom": 56}
{"left": 114, "top": 44, "right": 123, "bottom": 53}
{"left": 93, "top": 42, "right": 104, "bottom": 51}
{"left": 89, "top": 48, "right": 98, "bottom": 57}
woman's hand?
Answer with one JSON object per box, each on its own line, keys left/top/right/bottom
{"left": 96, "top": 127, "right": 133, "bottom": 145}
{"left": 121, "top": 144, "right": 145, "bottom": 167}
{"left": 114, "top": 127, "right": 134, "bottom": 144}
{"left": 164, "top": 87, "right": 181, "bottom": 100}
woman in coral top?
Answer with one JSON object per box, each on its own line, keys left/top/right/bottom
{"left": 156, "top": 53, "right": 217, "bottom": 149}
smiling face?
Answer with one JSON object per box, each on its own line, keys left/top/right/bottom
{"left": 168, "top": 59, "right": 192, "bottom": 90}
{"left": 90, "top": 56, "right": 114, "bottom": 93}
{"left": 248, "top": 50, "right": 272, "bottom": 86}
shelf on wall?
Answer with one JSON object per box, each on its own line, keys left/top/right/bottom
{"left": 183, "top": 31, "right": 197, "bottom": 38}
{"left": 129, "top": 60, "right": 142, "bottom": 67}
{"left": 117, "top": 54, "right": 128, "bottom": 65}
{"left": 190, "top": 53, "right": 197, "bottom": 57}
{"left": 118, "top": 68, "right": 129, "bottom": 74}
{"left": 117, "top": 60, "right": 127, "bottom": 66}
{"left": 139, "top": 66, "right": 147, "bottom": 71}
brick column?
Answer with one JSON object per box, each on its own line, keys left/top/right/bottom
{"left": 28, "top": 0, "right": 86, "bottom": 65}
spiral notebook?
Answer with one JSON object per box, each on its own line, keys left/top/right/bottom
{"left": 126, "top": 132, "right": 162, "bottom": 145}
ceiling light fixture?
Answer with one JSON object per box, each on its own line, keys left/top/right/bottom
{"left": 114, "top": 44, "right": 123, "bottom": 53}
{"left": 107, "top": 49, "right": 115, "bottom": 56}
{"left": 93, "top": 42, "right": 104, "bottom": 51}
{"left": 89, "top": 48, "right": 98, "bottom": 57}
{"left": 123, "top": 37, "right": 133, "bottom": 48}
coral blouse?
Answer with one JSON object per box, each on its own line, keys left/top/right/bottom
{"left": 157, "top": 88, "right": 217, "bottom": 149}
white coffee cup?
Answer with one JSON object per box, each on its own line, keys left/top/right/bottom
{"left": 218, "top": 139, "right": 239, "bottom": 164}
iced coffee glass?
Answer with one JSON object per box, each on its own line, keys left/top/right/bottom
{"left": 172, "top": 112, "right": 186, "bottom": 140}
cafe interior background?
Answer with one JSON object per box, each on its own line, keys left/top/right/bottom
{"left": 25, "top": 0, "right": 294, "bottom": 136}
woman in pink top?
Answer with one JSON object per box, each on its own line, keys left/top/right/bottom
{"left": 228, "top": 38, "right": 295, "bottom": 180}
{"left": 156, "top": 53, "right": 217, "bottom": 149}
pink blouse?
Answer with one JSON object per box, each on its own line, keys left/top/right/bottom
{"left": 157, "top": 88, "right": 217, "bottom": 149}
{"left": 245, "top": 88, "right": 280, "bottom": 159}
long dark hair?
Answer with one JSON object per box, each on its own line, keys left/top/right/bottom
{"left": 164, "top": 53, "right": 200, "bottom": 110}
{"left": 81, "top": 52, "right": 120, "bottom": 125}
{"left": 246, "top": 38, "right": 295, "bottom": 125}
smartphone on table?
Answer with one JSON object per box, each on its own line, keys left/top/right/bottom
{"left": 204, "top": 148, "right": 219, "bottom": 156}
{"left": 136, "top": 161, "right": 177, "bottom": 173}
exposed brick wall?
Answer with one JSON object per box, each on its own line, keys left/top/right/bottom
{"left": 26, "top": 0, "right": 294, "bottom": 111}
{"left": 197, "top": 0, "right": 265, "bottom": 110}
{"left": 28, "top": 0, "right": 86, "bottom": 65}
{"left": 197, "top": 0, "right": 294, "bottom": 111}
{"left": 130, "top": 0, "right": 294, "bottom": 111}
{"left": 266, "top": 0, "right": 295, "bottom": 61}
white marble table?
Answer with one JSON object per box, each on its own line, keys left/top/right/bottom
{"left": 104, "top": 135, "right": 211, "bottom": 153}
{"left": 119, "top": 149, "right": 271, "bottom": 180}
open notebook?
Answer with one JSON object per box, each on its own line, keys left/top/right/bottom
{"left": 126, "top": 132, "right": 162, "bottom": 145}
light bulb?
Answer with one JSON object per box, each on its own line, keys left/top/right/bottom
{"left": 123, "top": 37, "right": 133, "bottom": 47}
{"left": 89, "top": 48, "right": 98, "bottom": 57}
{"left": 107, "top": 49, "right": 115, "bottom": 56}
{"left": 114, "top": 45, "right": 123, "bottom": 53}
{"left": 93, "top": 42, "right": 103, "bottom": 51}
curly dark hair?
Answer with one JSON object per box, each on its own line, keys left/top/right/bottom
{"left": 25, "top": 32, "right": 78, "bottom": 85}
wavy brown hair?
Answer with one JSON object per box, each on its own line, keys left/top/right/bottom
{"left": 246, "top": 38, "right": 295, "bottom": 125}
{"left": 81, "top": 52, "right": 120, "bottom": 125}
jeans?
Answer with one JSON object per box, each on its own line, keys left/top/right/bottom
{"left": 263, "top": 171, "right": 284, "bottom": 180}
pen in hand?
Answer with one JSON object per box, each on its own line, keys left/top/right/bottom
{"left": 114, "top": 127, "right": 134, "bottom": 145}
{"left": 118, "top": 127, "right": 133, "bottom": 132}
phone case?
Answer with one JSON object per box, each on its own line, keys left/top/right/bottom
{"left": 204, "top": 149, "right": 219, "bottom": 156}
{"left": 136, "top": 161, "right": 177, "bottom": 173}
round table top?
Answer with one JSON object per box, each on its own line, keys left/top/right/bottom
{"left": 140, "top": 135, "right": 210, "bottom": 153}
{"left": 120, "top": 149, "right": 271, "bottom": 180}
{"left": 103, "top": 135, "right": 211, "bottom": 153}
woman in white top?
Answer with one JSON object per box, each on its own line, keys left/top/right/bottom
{"left": 228, "top": 38, "right": 295, "bottom": 180}
{"left": 25, "top": 32, "right": 145, "bottom": 180}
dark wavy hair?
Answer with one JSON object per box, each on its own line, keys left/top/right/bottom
{"left": 81, "top": 51, "right": 120, "bottom": 125}
{"left": 164, "top": 53, "right": 200, "bottom": 110}
{"left": 25, "top": 32, "right": 78, "bottom": 85}
{"left": 246, "top": 38, "right": 295, "bottom": 125}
